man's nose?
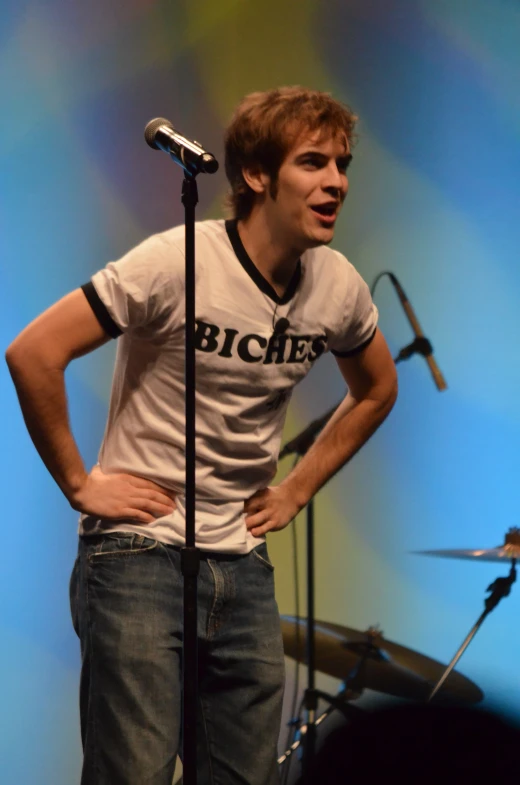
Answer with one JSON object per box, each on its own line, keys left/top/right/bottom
{"left": 323, "top": 163, "right": 346, "bottom": 195}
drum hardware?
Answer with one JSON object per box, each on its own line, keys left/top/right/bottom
{"left": 279, "top": 616, "right": 482, "bottom": 783}
{"left": 414, "top": 526, "right": 520, "bottom": 564}
{"left": 279, "top": 628, "right": 386, "bottom": 769}
{"left": 279, "top": 408, "right": 342, "bottom": 783}
{"left": 414, "top": 527, "right": 518, "bottom": 701}
{"left": 278, "top": 682, "right": 364, "bottom": 767}
{"left": 280, "top": 615, "right": 482, "bottom": 704}
{"left": 278, "top": 404, "right": 491, "bottom": 781}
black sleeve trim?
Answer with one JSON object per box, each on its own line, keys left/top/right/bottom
{"left": 331, "top": 326, "right": 377, "bottom": 358}
{"left": 81, "top": 282, "right": 122, "bottom": 339}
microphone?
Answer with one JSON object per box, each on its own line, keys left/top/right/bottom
{"left": 144, "top": 118, "right": 219, "bottom": 175}
{"left": 388, "top": 273, "right": 447, "bottom": 391}
{"left": 273, "top": 317, "right": 290, "bottom": 337}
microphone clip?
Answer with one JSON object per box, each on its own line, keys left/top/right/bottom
{"left": 395, "top": 336, "right": 433, "bottom": 363}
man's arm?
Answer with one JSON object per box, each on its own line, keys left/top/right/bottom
{"left": 244, "top": 328, "right": 398, "bottom": 536}
{"left": 5, "top": 288, "right": 176, "bottom": 523}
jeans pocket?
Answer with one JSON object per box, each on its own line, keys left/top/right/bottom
{"left": 87, "top": 532, "right": 158, "bottom": 562}
{"left": 69, "top": 555, "right": 80, "bottom": 636}
{"left": 251, "top": 543, "right": 275, "bottom": 572}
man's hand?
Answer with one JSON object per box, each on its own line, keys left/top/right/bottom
{"left": 71, "top": 466, "right": 177, "bottom": 524}
{"left": 244, "top": 486, "right": 301, "bottom": 537}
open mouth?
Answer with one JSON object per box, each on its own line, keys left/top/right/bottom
{"left": 310, "top": 204, "right": 338, "bottom": 222}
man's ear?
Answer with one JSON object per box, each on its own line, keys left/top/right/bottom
{"left": 242, "top": 165, "right": 270, "bottom": 195}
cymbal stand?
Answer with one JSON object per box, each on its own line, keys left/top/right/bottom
{"left": 428, "top": 559, "right": 516, "bottom": 702}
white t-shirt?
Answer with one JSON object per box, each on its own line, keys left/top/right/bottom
{"left": 80, "top": 219, "right": 378, "bottom": 553}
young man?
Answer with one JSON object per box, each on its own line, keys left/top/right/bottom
{"left": 6, "top": 87, "right": 397, "bottom": 784}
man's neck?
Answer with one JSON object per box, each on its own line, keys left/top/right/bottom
{"left": 237, "top": 212, "right": 301, "bottom": 298}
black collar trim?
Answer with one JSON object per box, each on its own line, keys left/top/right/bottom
{"left": 225, "top": 219, "right": 301, "bottom": 305}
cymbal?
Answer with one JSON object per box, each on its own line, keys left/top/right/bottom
{"left": 414, "top": 527, "right": 520, "bottom": 564}
{"left": 280, "top": 615, "right": 483, "bottom": 704}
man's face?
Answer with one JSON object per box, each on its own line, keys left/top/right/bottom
{"left": 262, "top": 130, "right": 351, "bottom": 251}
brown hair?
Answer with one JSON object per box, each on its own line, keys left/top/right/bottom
{"left": 224, "top": 86, "right": 358, "bottom": 220}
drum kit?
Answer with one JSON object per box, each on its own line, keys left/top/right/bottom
{"left": 278, "top": 527, "right": 520, "bottom": 783}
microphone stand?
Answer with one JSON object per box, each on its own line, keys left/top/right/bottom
{"left": 301, "top": 492, "right": 317, "bottom": 784}
{"left": 146, "top": 121, "right": 218, "bottom": 784}
{"left": 279, "top": 403, "right": 340, "bottom": 784}
{"left": 181, "top": 172, "right": 200, "bottom": 785}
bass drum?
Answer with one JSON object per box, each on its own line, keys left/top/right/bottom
{"left": 279, "top": 705, "right": 363, "bottom": 785}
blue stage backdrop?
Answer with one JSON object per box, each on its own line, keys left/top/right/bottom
{"left": 2, "top": 1, "right": 520, "bottom": 781}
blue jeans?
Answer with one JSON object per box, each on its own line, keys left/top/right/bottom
{"left": 69, "top": 533, "right": 285, "bottom": 785}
